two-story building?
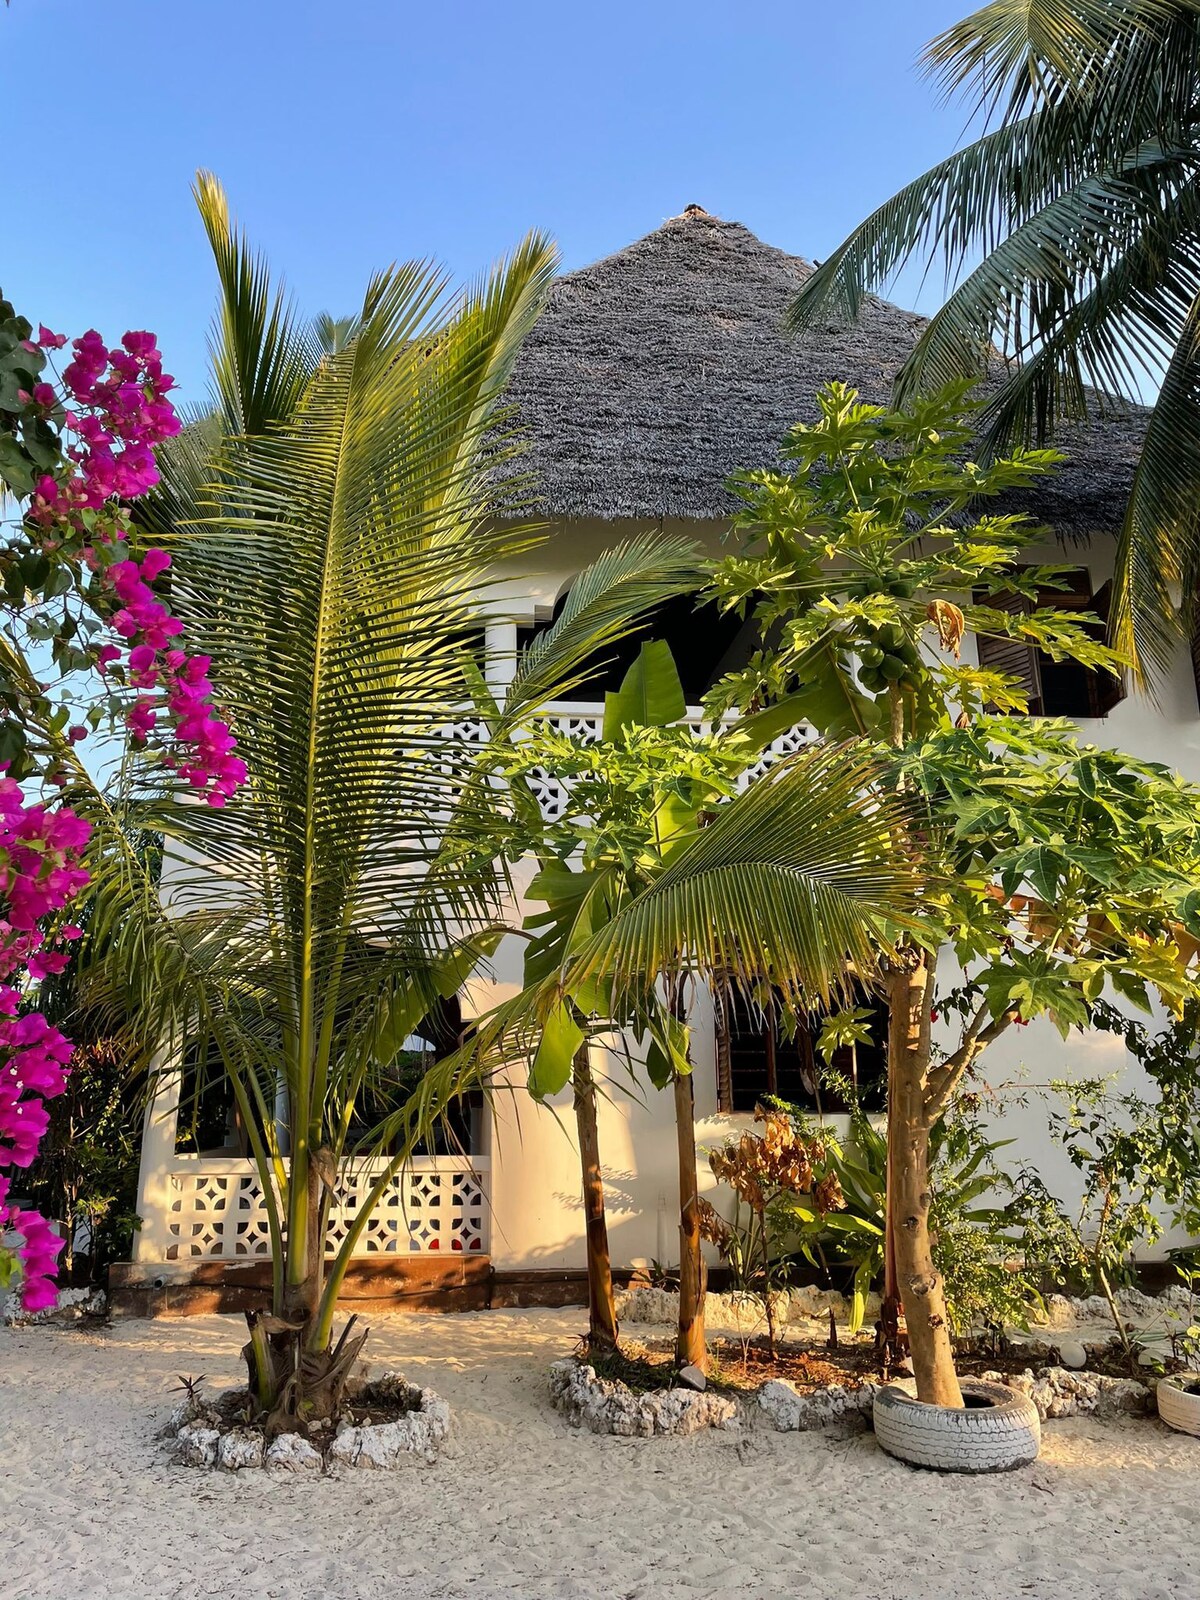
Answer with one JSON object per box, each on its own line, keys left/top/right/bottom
{"left": 114, "top": 206, "right": 1200, "bottom": 1315}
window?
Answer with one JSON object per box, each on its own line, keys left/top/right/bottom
{"left": 974, "top": 568, "right": 1125, "bottom": 719}
{"left": 175, "top": 1038, "right": 245, "bottom": 1156}
{"left": 518, "top": 591, "right": 751, "bottom": 702}
{"left": 715, "top": 991, "right": 888, "bottom": 1116}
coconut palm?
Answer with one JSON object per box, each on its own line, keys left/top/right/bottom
{"left": 10, "top": 175, "right": 706, "bottom": 1428}
{"left": 469, "top": 641, "right": 922, "bottom": 1371}
{"left": 788, "top": 0, "right": 1200, "bottom": 680}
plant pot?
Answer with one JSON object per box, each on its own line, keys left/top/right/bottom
{"left": 1156, "top": 1374, "right": 1200, "bottom": 1437}
{"left": 872, "top": 1379, "right": 1041, "bottom": 1473}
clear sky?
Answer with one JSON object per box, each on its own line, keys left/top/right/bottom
{"left": 3, "top": 0, "right": 973, "bottom": 409}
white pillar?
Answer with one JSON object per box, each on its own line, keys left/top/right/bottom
{"left": 132, "top": 1063, "right": 181, "bottom": 1264}
{"left": 484, "top": 620, "right": 518, "bottom": 704}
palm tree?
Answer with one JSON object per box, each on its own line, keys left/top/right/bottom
{"left": 17, "top": 176, "right": 704, "bottom": 1428}
{"left": 471, "top": 641, "right": 921, "bottom": 1372}
{"left": 788, "top": 0, "right": 1200, "bottom": 680}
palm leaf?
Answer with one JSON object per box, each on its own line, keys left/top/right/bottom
{"left": 560, "top": 742, "right": 920, "bottom": 1011}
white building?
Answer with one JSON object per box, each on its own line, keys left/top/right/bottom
{"left": 116, "top": 207, "right": 1200, "bottom": 1314}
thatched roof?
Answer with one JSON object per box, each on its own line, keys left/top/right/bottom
{"left": 506, "top": 207, "right": 1146, "bottom": 537}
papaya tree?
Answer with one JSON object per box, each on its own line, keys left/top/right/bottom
{"left": 706, "top": 380, "right": 1200, "bottom": 1405}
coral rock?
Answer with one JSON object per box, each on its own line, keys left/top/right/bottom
{"left": 757, "top": 1377, "right": 877, "bottom": 1432}
{"left": 216, "top": 1427, "right": 264, "bottom": 1471}
{"left": 983, "top": 1365, "right": 1153, "bottom": 1422}
{"left": 176, "top": 1423, "right": 220, "bottom": 1468}
{"left": 549, "top": 1359, "right": 739, "bottom": 1437}
{"left": 264, "top": 1433, "right": 324, "bottom": 1473}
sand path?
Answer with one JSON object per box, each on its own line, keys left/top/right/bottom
{"left": 1, "top": 1308, "right": 1197, "bottom": 1600}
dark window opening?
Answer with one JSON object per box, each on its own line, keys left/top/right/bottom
{"left": 174, "top": 995, "right": 483, "bottom": 1159}
{"left": 175, "top": 1037, "right": 245, "bottom": 1156}
{"left": 518, "top": 590, "right": 752, "bottom": 703}
{"left": 715, "top": 991, "right": 888, "bottom": 1116}
{"left": 974, "top": 569, "right": 1125, "bottom": 719}
{"left": 347, "top": 994, "right": 484, "bottom": 1157}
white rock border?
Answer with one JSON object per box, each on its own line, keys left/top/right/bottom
{"left": 549, "top": 1358, "right": 740, "bottom": 1437}
{"left": 756, "top": 1376, "right": 879, "bottom": 1431}
{"left": 165, "top": 1373, "right": 452, "bottom": 1472}
{"left": 984, "top": 1364, "right": 1153, "bottom": 1422}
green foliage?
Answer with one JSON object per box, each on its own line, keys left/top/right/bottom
{"left": 707, "top": 382, "right": 1200, "bottom": 1126}
{"left": 484, "top": 640, "right": 919, "bottom": 1103}
{"left": 1014, "top": 1001, "right": 1200, "bottom": 1349}
{"left": 706, "top": 380, "right": 1117, "bottom": 734}
{"left": 0, "top": 295, "right": 121, "bottom": 780}
{"left": 24, "top": 1040, "right": 141, "bottom": 1276}
{"left": 776, "top": 1090, "right": 1061, "bottom": 1337}
{"left": 0, "top": 293, "right": 61, "bottom": 498}
{"left": 787, "top": 1, "right": 1200, "bottom": 678}
{"left": 897, "top": 719, "right": 1200, "bottom": 1045}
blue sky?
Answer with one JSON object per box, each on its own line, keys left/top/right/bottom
{"left": 4, "top": 0, "right": 972, "bottom": 408}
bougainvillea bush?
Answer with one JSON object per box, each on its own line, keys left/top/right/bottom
{"left": 0, "top": 295, "right": 243, "bottom": 1309}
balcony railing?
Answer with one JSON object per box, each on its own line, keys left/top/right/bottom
{"left": 442, "top": 701, "right": 816, "bottom": 822}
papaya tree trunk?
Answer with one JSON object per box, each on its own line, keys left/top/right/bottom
{"left": 887, "top": 958, "right": 963, "bottom": 1408}
{"left": 572, "top": 1042, "right": 619, "bottom": 1352}
{"left": 673, "top": 1067, "right": 707, "bottom": 1371}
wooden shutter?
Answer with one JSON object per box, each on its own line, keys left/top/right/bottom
{"left": 974, "top": 588, "right": 1043, "bottom": 714}
{"left": 714, "top": 1000, "right": 733, "bottom": 1114}
{"left": 1086, "top": 581, "right": 1126, "bottom": 717}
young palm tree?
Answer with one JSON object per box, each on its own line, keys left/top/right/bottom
{"left": 788, "top": 0, "right": 1200, "bottom": 680}
{"left": 473, "top": 642, "right": 921, "bottom": 1372}
{"left": 22, "top": 177, "right": 703, "bottom": 1427}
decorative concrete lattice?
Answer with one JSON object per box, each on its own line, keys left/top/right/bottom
{"left": 448, "top": 704, "right": 816, "bottom": 822}
{"left": 165, "top": 1159, "right": 489, "bottom": 1261}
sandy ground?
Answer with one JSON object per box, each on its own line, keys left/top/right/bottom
{"left": 2, "top": 1308, "right": 1198, "bottom": 1600}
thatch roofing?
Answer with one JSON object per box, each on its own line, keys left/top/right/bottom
{"left": 506, "top": 207, "right": 1146, "bottom": 538}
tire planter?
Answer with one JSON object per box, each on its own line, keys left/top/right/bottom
{"left": 873, "top": 1379, "right": 1041, "bottom": 1473}
{"left": 1156, "top": 1374, "right": 1200, "bottom": 1437}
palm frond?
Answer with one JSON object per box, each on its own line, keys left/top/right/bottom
{"left": 1110, "top": 288, "right": 1200, "bottom": 676}
{"left": 503, "top": 533, "right": 704, "bottom": 720}
{"left": 927, "top": 0, "right": 1200, "bottom": 122}
{"left": 193, "top": 170, "right": 321, "bottom": 436}
{"left": 561, "top": 743, "right": 921, "bottom": 1011}
{"left": 891, "top": 147, "right": 1200, "bottom": 405}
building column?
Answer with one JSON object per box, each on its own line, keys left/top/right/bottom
{"left": 484, "top": 619, "right": 518, "bottom": 705}
{"left": 131, "top": 1062, "right": 181, "bottom": 1264}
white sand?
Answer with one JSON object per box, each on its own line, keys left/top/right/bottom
{"left": 1, "top": 1308, "right": 1197, "bottom": 1600}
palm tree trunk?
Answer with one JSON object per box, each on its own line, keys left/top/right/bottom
{"left": 887, "top": 958, "right": 962, "bottom": 1407}
{"left": 282, "top": 1149, "right": 324, "bottom": 1328}
{"left": 572, "top": 1042, "right": 618, "bottom": 1352}
{"left": 673, "top": 1067, "right": 707, "bottom": 1371}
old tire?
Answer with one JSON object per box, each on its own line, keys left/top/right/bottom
{"left": 1157, "top": 1375, "right": 1200, "bottom": 1436}
{"left": 873, "top": 1379, "right": 1040, "bottom": 1473}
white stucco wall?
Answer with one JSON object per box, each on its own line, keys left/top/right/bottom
{"left": 473, "top": 523, "right": 1200, "bottom": 1272}
{"left": 130, "top": 518, "right": 1200, "bottom": 1274}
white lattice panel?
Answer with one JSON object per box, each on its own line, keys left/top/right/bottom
{"left": 165, "top": 1159, "right": 489, "bottom": 1261}
{"left": 446, "top": 703, "right": 815, "bottom": 821}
